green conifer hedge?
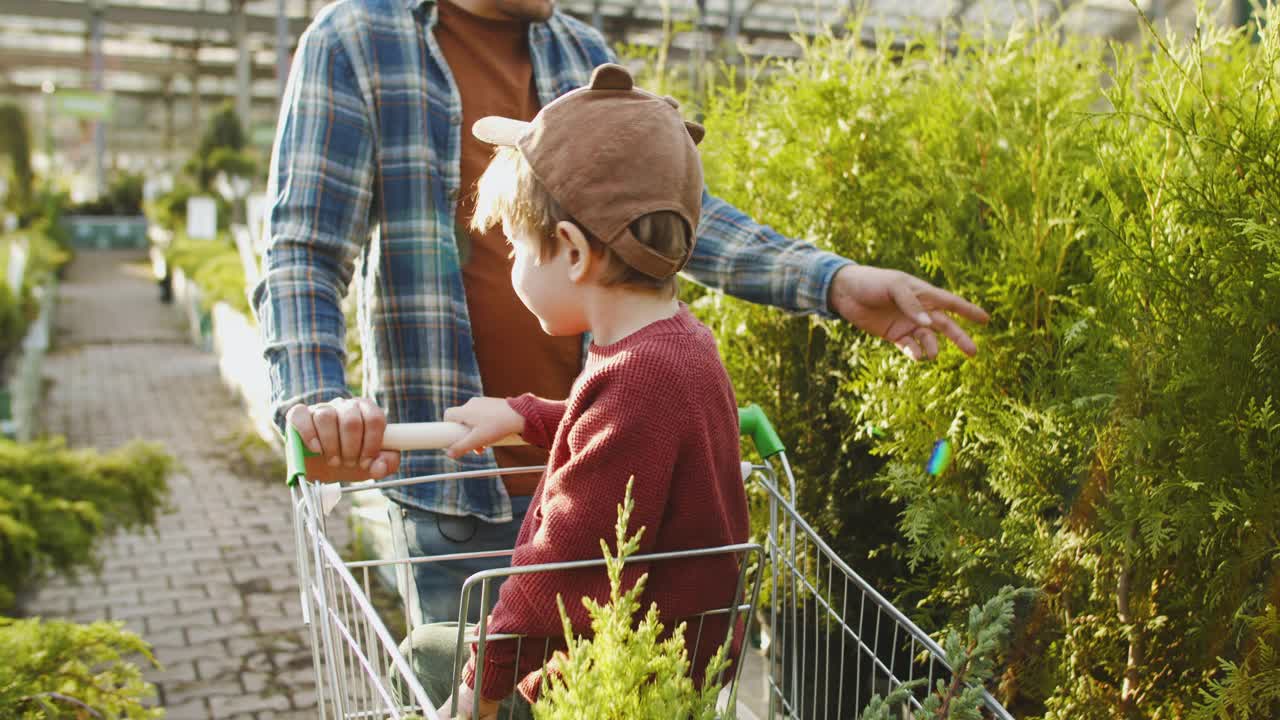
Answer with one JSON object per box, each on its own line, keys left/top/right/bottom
{"left": 692, "top": 8, "right": 1279, "bottom": 717}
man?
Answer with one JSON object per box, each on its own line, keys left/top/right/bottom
{"left": 253, "top": 0, "right": 988, "bottom": 626}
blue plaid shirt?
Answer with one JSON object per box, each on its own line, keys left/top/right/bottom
{"left": 253, "top": 0, "right": 851, "bottom": 521}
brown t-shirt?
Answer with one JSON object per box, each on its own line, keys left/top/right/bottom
{"left": 435, "top": 0, "right": 582, "bottom": 496}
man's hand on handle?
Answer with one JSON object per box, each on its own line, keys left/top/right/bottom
{"left": 286, "top": 398, "right": 401, "bottom": 483}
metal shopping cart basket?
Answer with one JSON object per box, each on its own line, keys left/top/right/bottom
{"left": 286, "top": 405, "right": 1014, "bottom": 720}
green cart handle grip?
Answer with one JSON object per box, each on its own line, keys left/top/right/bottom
{"left": 287, "top": 426, "right": 313, "bottom": 487}
{"left": 739, "top": 404, "right": 785, "bottom": 459}
{"left": 287, "top": 405, "right": 785, "bottom": 485}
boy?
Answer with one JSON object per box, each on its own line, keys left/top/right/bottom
{"left": 408, "top": 63, "right": 750, "bottom": 718}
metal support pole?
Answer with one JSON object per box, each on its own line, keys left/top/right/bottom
{"left": 591, "top": 0, "right": 603, "bottom": 32}
{"left": 163, "top": 76, "right": 175, "bottom": 162}
{"left": 689, "top": 0, "right": 707, "bottom": 114}
{"left": 276, "top": 0, "right": 290, "bottom": 102}
{"left": 234, "top": 0, "right": 252, "bottom": 133}
{"left": 42, "top": 83, "right": 55, "bottom": 190}
{"left": 89, "top": 0, "right": 106, "bottom": 199}
{"left": 190, "top": 43, "right": 202, "bottom": 138}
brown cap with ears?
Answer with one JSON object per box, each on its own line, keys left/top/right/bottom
{"left": 473, "top": 63, "right": 705, "bottom": 280}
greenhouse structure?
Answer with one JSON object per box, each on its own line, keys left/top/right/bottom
{"left": 0, "top": 1, "right": 1274, "bottom": 719}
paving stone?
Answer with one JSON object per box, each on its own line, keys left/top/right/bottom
{"left": 207, "top": 692, "right": 292, "bottom": 716}
{"left": 160, "top": 699, "right": 209, "bottom": 720}
{"left": 153, "top": 640, "right": 230, "bottom": 667}
{"left": 196, "top": 656, "right": 244, "bottom": 682}
{"left": 108, "top": 599, "right": 178, "bottom": 621}
{"left": 180, "top": 678, "right": 245, "bottom": 701}
{"left": 241, "top": 672, "right": 270, "bottom": 694}
{"left": 148, "top": 660, "right": 200, "bottom": 685}
{"left": 188, "top": 621, "right": 257, "bottom": 646}
{"left": 143, "top": 627, "right": 189, "bottom": 650}
{"left": 253, "top": 614, "right": 307, "bottom": 636}
{"left": 148, "top": 610, "right": 216, "bottom": 635}
{"left": 177, "top": 595, "right": 236, "bottom": 615}
{"left": 290, "top": 690, "right": 320, "bottom": 711}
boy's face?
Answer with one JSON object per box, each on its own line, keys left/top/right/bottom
{"left": 507, "top": 223, "right": 585, "bottom": 337}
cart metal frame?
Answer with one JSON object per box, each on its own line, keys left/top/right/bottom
{"left": 285, "top": 405, "right": 1014, "bottom": 720}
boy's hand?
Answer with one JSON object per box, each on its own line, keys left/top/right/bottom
{"left": 442, "top": 397, "right": 525, "bottom": 460}
{"left": 437, "top": 682, "right": 499, "bottom": 719}
{"left": 286, "top": 398, "right": 401, "bottom": 483}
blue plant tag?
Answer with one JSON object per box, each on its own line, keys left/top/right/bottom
{"left": 927, "top": 438, "right": 953, "bottom": 476}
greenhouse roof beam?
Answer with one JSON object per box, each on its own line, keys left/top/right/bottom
{"left": 0, "top": 45, "right": 280, "bottom": 82}
{"left": 0, "top": 0, "right": 310, "bottom": 40}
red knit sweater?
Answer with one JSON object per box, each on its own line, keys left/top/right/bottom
{"left": 460, "top": 304, "right": 750, "bottom": 702}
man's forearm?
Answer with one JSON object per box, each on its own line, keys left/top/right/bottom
{"left": 685, "top": 191, "right": 853, "bottom": 317}
{"left": 254, "top": 244, "right": 353, "bottom": 432}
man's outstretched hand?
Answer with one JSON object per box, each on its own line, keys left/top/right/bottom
{"left": 828, "top": 264, "right": 990, "bottom": 360}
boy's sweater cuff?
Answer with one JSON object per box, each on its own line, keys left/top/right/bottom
{"left": 461, "top": 651, "right": 518, "bottom": 704}
{"left": 507, "top": 394, "right": 559, "bottom": 449}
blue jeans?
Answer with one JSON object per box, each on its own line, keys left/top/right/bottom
{"left": 388, "top": 495, "right": 532, "bottom": 626}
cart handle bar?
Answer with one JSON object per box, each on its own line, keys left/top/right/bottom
{"left": 287, "top": 403, "right": 784, "bottom": 486}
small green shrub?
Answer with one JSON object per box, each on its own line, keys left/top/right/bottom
{"left": 66, "top": 173, "right": 145, "bottom": 217}
{"left": 0, "top": 102, "right": 35, "bottom": 217}
{"left": 0, "top": 616, "right": 162, "bottom": 719}
{"left": 0, "top": 436, "right": 172, "bottom": 718}
{"left": 166, "top": 233, "right": 249, "bottom": 315}
{"left": 862, "top": 586, "right": 1034, "bottom": 720}
{"left": 0, "top": 279, "right": 31, "bottom": 370}
{"left": 184, "top": 102, "right": 258, "bottom": 192}
{"left": 1190, "top": 604, "right": 1280, "bottom": 720}
{"left": 533, "top": 479, "right": 733, "bottom": 720}
{"left": 146, "top": 183, "right": 232, "bottom": 235}
{"left": 0, "top": 438, "right": 173, "bottom": 612}
{"left": 0, "top": 227, "right": 70, "bottom": 371}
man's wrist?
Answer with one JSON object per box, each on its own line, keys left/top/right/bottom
{"left": 821, "top": 258, "right": 858, "bottom": 317}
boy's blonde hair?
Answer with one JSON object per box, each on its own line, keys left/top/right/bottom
{"left": 471, "top": 146, "right": 691, "bottom": 295}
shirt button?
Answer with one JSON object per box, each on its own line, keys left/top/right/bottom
{"left": 450, "top": 114, "right": 462, "bottom": 126}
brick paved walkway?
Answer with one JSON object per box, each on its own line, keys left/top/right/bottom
{"left": 28, "top": 250, "right": 346, "bottom": 719}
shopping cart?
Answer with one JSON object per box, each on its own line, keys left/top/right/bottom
{"left": 286, "top": 405, "right": 1014, "bottom": 719}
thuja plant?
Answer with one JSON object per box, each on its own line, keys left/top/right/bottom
{"left": 694, "top": 6, "right": 1279, "bottom": 718}
{"left": 533, "top": 479, "right": 733, "bottom": 720}
{"left": 862, "top": 586, "right": 1031, "bottom": 720}
{"left": 0, "top": 438, "right": 172, "bottom": 719}
{"left": 1059, "top": 7, "right": 1280, "bottom": 718}
{"left": 697, "top": 5, "right": 1107, "bottom": 638}
{"left": 1190, "top": 604, "right": 1280, "bottom": 720}
{"left": 0, "top": 616, "right": 162, "bottom": 719}
{"left": 0, "top": 438, "right": 172, "bottom": 611}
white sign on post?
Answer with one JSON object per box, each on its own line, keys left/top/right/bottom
{"left": 246, "top": 193, "right": 268, "bottom": 254}
{"left": 7, "top": 238, "right": 27, "bottom": 293}
{"left": 232, "top": 224, "right": 261, "bottom": 291}
{"left": 186, "top": 195, "right": 218, "bottom": 240}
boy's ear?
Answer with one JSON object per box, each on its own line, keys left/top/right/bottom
{"left": 556, "top": 221, "right": 595, "bottom": 283}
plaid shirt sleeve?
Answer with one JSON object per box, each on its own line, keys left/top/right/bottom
{"left": 251, "top": 17, "right": 375, "bottom": 432}
{"left": 684, "top": 190, "right": 853, "bottom": 318}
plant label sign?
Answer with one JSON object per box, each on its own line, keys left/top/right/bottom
{"left": 186, "top": 196, "right": 218, "bottom": 240}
